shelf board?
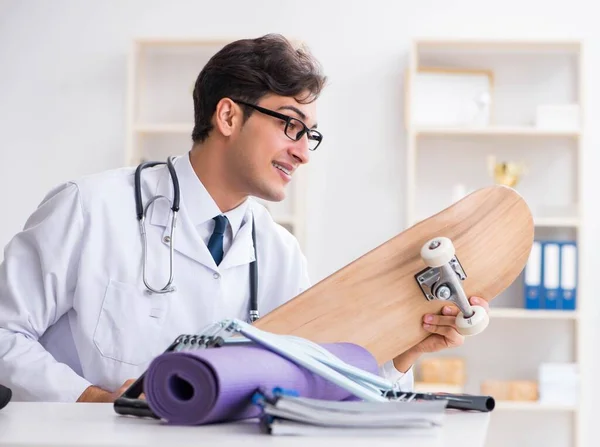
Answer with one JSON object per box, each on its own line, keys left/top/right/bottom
{"left": 490, "top": 308, "right": 578, "bottom": 320}
{"left": 409, "top": 216, "right": 579, "bottom": 229}
{"left": 495, "top": 401, "right": 577, "bottom": 412}
{"left": 534, "top": 217, "right": 580, "bottom": 228}
{"left": 414, "top": 38, "right": 581, "bottom": 53}
{"left": 413, "top": 126, "right": 580, "bottom": 137}
{"left": 134, "top": 123, "right": 193, "bottom": 134}
{"left": 134, "top": 37, "right": 233, "bottom": 47}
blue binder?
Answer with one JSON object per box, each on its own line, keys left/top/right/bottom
{"left": 524, "top": 241, "right": 543, "bottom": 309}
{"left": 542, "top": 242, "right": 561, "bottom": 310}
{"left": 559, "top": 242, "right": 577, "bottom": 310}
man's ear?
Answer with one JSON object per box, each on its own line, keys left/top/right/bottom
{"left": 213, "top": 98, "right": 242, "bottom": 137}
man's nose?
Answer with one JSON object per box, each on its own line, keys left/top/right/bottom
{"left": 289, "top": 136, "right": 310, "bottom": 164}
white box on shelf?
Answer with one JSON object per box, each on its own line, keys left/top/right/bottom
{"left": 410, "top": 68, "right": 493, "bottom": 127}
{"left": 539, "top": 388, "right": 578, "bottom": 406}
{"left": 535, "top": 104, "right": 580, "bottom": 131}
{"left": 538, "top": 363, "right": 579, "bottom": 405}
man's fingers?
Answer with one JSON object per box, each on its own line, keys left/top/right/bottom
{"left": 423, "top": 323, "right": 464, "bottom": 346}
{"left": 470, "top": 296, "right": 490, "bottom": 311}
{"left": 432, "top": 297, "right": 489, "bottom": 318}
{"left": 423, "top": 313, "right": 456, "bottom": 327}
{"left": 441, "top": 306, "right": 458, "bottom": 316}
{"left": 418, "top": 297, "right": 487, "bottom": 352}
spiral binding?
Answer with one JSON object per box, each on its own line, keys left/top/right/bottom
{"left": 171, "top": 334, "right": 226, "bottom": 351}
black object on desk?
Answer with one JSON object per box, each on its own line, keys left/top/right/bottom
{"left": 383, "top": 390, "right": 495, "bottom": 412}
{"left": 113, "top": 336, "right": 181, "bottom": 419}
{"left": 0, "top": 384, "right": 12, "bottom": 410}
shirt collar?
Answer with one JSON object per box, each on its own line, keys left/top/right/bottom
{"left": 174, "top": 153, "right": 249, "bottom": 238}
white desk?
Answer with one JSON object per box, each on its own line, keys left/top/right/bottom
{"left": 0, "top": 403, "right": 490, "bottom": 447}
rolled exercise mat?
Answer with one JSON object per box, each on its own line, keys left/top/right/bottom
{"left": 144, "top": 342, "right": 379, "bottom": 425}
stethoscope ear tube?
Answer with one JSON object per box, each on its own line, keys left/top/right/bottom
{"left": 249, "top": 214, "right": 259, "bottom": 322}
{"left": 135, "top": 160, "right": 168, "bottom": 221}
{"left": 166, "top": 157, "right": 180, "bottom": 212}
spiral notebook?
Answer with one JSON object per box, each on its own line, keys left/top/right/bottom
{"left": 254, "top": 388, "right": 447, "bottom": 437}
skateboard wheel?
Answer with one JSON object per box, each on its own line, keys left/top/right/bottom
{"left": 420, "top": 237, "right": 455, "bottom": 268}
{"left": 455, "top": 305, "right": 489, "bottom": 336}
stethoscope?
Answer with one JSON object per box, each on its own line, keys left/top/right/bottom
{"left": 134, "top": 156, "right": 260, "bottom": 323}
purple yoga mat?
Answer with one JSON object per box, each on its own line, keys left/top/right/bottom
{"left": 144, "top": 342, "right": 379, "bottom": 425}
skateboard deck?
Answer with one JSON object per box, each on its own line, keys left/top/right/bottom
{"left": 254, "top": 185, "right": 534, "bottom": 365}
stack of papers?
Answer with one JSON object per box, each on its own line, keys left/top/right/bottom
{"left": 254, "top": 390, "right": 447, "bottom": 437}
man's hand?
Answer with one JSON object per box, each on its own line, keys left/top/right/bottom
{"left": 392, "top": 296, "right": 490, "bottom": 372}
{"left": 76, "top": 378, "right": 139, "bottom": 403}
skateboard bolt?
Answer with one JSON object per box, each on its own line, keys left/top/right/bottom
{"left": 429, "top": 240, "right": 441, "bottom": 250}
{"left": 437, "top": 285, "right": 452, "bottom": 300}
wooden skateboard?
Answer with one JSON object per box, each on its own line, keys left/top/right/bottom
{"left": 254, "top": 185, "right": 534, "bottom": 365}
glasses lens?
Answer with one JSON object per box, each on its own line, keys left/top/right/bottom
{"left": 285, "top": 118, "right": 305, "bottom": 141}
{"left": 285, "top": 119, "right": 322, "bottom": 151}
{"left": 307, "top": 131, "right": 322, "bottom": 151}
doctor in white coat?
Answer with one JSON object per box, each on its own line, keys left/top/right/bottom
{"left": 0, "top": 34, "right": 488, "bottom": 402}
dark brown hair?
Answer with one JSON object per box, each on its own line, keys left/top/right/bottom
{"left": 191, "top": 34, "right": 327, "bottom": 143}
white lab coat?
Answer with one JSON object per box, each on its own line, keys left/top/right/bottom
{"left": 0, "top": 154, "right": 413, "bottom": 402}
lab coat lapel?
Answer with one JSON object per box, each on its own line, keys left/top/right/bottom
{"left": 149, "top": 168, "right": 218, "bottom": 272}
{"left": 220, "top": 211, "right": 256, "bottom": 270}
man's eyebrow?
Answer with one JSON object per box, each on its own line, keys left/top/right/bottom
{"left": 277, "top": 105, "right": 318, "bottom": 129}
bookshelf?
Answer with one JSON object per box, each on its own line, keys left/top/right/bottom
{"left": 405, "top": 38, "right": 583, "bottom": 447}
{"left": 125, "top": 37, "right": 308, "bottom": 248}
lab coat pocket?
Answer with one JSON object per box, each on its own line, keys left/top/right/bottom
{"left": 93, "top": 279, "right": 170, "bottom": 366}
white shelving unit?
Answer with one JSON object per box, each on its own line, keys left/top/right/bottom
{"left": 125, "top": 37, "right": 308, "bottom": 248}
{"left": 405, "top": 38, "right": 583, "bottom": 447}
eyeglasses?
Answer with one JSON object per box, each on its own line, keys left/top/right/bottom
{"left": 232, "top": 99, "right": 323, "bottom": 151}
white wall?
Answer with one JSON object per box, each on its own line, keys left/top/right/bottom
{"left": 1, "top": 0, "right": 599, "bottom": 445}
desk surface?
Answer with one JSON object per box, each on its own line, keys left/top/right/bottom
{"left": 0, "top": 402, "right": 490, "bottom": 447}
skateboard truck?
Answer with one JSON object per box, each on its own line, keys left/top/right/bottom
{"left": 416, "top": 237, "right": 489, "bottom": 336}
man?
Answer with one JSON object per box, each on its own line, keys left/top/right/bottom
{"left": 0, "top": 34, "right": 488, "bottom": 402}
